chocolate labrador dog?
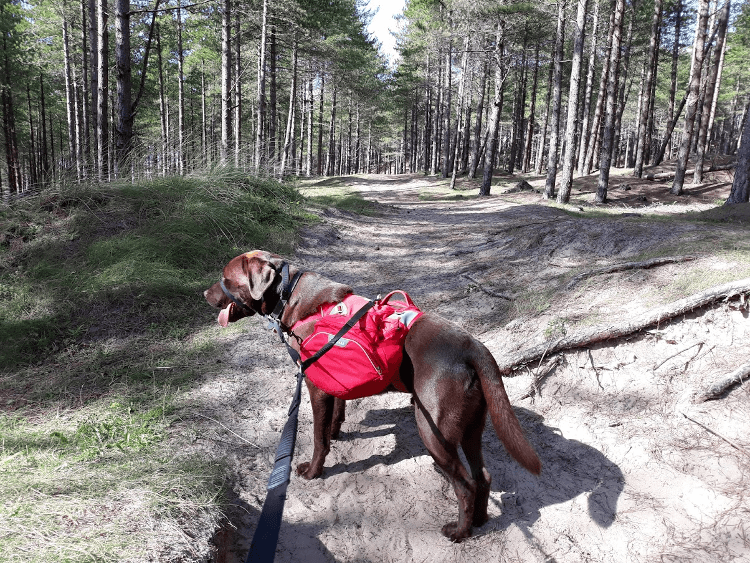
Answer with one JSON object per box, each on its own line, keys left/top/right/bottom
{"left": 204, "top": 250, "right": 541, "bottom": 542}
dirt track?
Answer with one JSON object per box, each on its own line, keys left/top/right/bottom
{"left": 190, "top": 173, "right": 750, "bottom": 563}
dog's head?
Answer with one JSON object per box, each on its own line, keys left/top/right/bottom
{"left": 204, "top": 250, "right": 286, "bottom": 327}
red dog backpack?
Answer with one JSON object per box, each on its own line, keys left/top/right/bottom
{"left": 295, "top": 291, "right": 423, "bottom": 400}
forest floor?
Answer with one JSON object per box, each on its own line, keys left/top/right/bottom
{"left": 191, "top": 163, "right": 750, "bottom": 563}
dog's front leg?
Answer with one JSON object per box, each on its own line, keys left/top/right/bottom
{"left": 296, "top": 381, "right": 335, "bottom": 480}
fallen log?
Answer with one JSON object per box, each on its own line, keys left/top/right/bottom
{"left": 694, "top": 361, "right": 750, "bottom": 403}
{"left": 498, "top": 277, "right": 750, "bottom": 374}
{"left": 566, "top": 255, "right": 697, "bottom": 290}
{"left": 645, "top": 163, "right": 735, "bottom": 181}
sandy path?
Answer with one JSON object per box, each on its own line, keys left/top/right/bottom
{"left": 190, "top": 176, "right": 750, "bottom": 563}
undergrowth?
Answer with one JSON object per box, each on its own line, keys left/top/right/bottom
{"left": 0, "top": 170, "right": 309, "bottom": 561}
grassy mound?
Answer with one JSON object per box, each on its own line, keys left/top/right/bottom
{"left": 0, "top": 171, "right": 310, "bottom": 561}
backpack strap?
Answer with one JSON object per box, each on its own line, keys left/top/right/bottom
{"left": 379, "top": 290, "right": 417, "bottom": 307}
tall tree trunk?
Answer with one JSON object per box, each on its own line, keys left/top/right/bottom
{"left": 584, "top": 8, "right": 614, "bottom": 175}
{"left": 156, "top": 25, "right": 168, "bottom": 175}
{"left": 667, "top": 0, "right": 682, "bottom": 145}
{"left": 508, "top": 31, "right": 527, "bottom": 175}
{"left": 317, "top": 71, "right": 325, "bottom": 176}
{"left": 442, "top": 38, "right": 453, "bottom": 177}
{"left": 480, "top": 22, "right": 504, "bottom": 196}
{"left": 80, "top": 0, "right": 91, "bottom": 165}
{"left": 450, "top": 37, "right": 469, "bottom": 189}
{"left": 633, "top": 0, "right": 663, "bottom": 177}
{"left": 693, "top": 0, "right": 730, "bottom": 184}
{"left": 424, "top": 52, "right": 432, "bottom": 175}
{"left": 544, "top": 0, "right": 566, "bottom": 199}
{"left": 220, "top": 0, "right": 231, "bottom": 164}
{"left": 234, "top": 9, "right": 242, "bottom": 168}
{"left": 306, "top": 66, "right": 314, "bottom": 176}
{"left": 326, "top": 86, "right": 337, "bottom": 176}
{"left": 254, "top": 0, "right": 267, "bottom": 170}
{"left": 726, "top": 99, "right": 750, "bottom": 203}
{"left": 176, "top": 0, "right": 186, "bottom": 173}
{"left": 671, "top": 0, "right": 709, "bottom": 195}
{"left": 558, "top": 0, "right": 588, "bottom": 203}
{"left": 595, "top": 0, "right": 625, "bottom": 203}
{"left": 114, "top": 0, "right": 133, "bottom": 177}
{"left": 613, "top": 3, "right": 636, "bottom": 168}
{"left": 469, "top": 51, "right": 488, "bottom": 179}
{"left": 278, "top": 36, "right": 298, "bottom": 177}
{"left": 62, "top": 5, "right": 80, "bottom": 177}
{"left": 88, "top": 0, "right": 97, "bottom": 158}
{"left": 535, "top": 40, "right": 556, "bottom": 174}
{"left": 576, "top": 0, "right": 599, "bottom": 174}
{"left": 522, "top": 44, "right": 540, "bottom": 173}
{"left": 39, "top": 74, "right": 50, "bottom": 180}
{"left": 431, "top": 51, "right": 441, "bottom": 175}
{"left": 96, "top": 0, "right": 108, "bottom": 180}
{"left": 269, "top": 27, "right": 277, "bottom": 162}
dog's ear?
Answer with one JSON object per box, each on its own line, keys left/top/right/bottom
{"left": 244, "top": 253, "right": 279, "bottom": 301}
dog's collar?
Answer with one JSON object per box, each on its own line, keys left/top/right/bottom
{"left": 218, "top": 262, "right": 304, "bottom": 328}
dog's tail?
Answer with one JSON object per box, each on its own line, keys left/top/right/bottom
{"left": 473, "top": 344, "right": 541, "bottom": 475}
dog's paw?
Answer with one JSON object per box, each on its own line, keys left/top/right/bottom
{"left": 295, "top": 462, "right": 322, "bottom": 480}
{"left": 441, "top": 522, "right": 471, "bottom": 543}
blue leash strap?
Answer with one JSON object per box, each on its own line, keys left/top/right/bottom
{"left": 245, "top": 369, "right": 304, "bottom": 563}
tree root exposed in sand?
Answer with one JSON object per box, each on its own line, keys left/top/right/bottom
{"left": 500, "top": 277, "right": 750, "bottom": 380}
{"left": 695, "top": 362, "right": 750, "bottom": 403}
{"left": 566, "top": 256, "right": 697, "bottom": 290}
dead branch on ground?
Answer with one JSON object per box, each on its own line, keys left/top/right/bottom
{"left": 645, "top": 163, "right": 735, "bottom": 181}
{"left": 681, "top": 413, "right": 750, "bottom": 459}
{"left": 695, "top": 362, "right": 750, "bottom": 403}
{"left": 518, "top": 356, "right": 563, "bottom": 400}
{"left": 567, "top": 256, "right": 697, "bottom": 290}
{"left": 498, "top": 277, "right": 750, "bottom": 375}
{"left": 462, "top": 274, "right": 513, "bottom": 300}
{"left": 652, "top": 341, "right": 704, "bottom": 371}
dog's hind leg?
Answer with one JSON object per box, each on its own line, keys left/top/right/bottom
{"left": 297, "top": 382, "right": 336, "bottom": 480}
{"left": 330, "top": 398, "right": 346, "bottom": 440}
{"left": 413, "top": 399, "right": 477, "bottom": 542}
{"left": 461, "top": 406, "right": 492, "bottom": 527}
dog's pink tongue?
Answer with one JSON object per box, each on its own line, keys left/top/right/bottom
{"left": 218, "top": 304, "right": 232, "bottom": 327}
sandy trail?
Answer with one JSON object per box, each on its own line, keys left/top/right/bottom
{"left": 190, "top": 175, "right": 750, "bottom": 563}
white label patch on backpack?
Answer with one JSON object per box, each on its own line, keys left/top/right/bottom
{"left": 329, "top": 302, "right": 349, "bottom": 316}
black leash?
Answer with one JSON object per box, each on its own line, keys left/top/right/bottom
{"left": 222, "top": 262, "right": 374, "bottom": 563}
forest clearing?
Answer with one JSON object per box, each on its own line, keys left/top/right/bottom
{"left": 3, "top": 0, "right": 750, "bottom": 560}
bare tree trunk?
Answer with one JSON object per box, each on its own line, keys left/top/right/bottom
{"left": 726, "top": 99, "right": 750, "bottom": 203}
{"left": 317, "top": 70, "right": 324, "bottom": 176}
{"left": 544, "top": 0, "right": 566, "bottom": 200}
{"left": 595, "top": 0, "right": 624, "bottom": 203}
{"left": 233, "top": 10, "right": 242, "bottom": 168}
{"left": 671, "top": 0, "right": 709, "bottom": 195}
{"left": 431, "top": 51, "right": 441, "bottom": 175}
{"left": 576, "top": 0, "right": 599, "bottom": 174}
{"left": 558, "top": 0, "right": 588, "bottom": 203}
{"left": 1, "top": 34, "right": 21, "bottom": 192}
{"left": 80, "top": 0, "right": 91, "bottom": 165}
{"left": 442, "top": 38, "right": 453, "bottom": 178}
{"left": 254, "top": 0, "right": 267, "bottom": 170}
{"left": 114, "top": 0, "right": 133, "bottom": 177}
{"left": 175, "top": 0, "right": 185, "bottom": 173}
{"left": 278, "top": 36, "right": 298, "bottom": 177}
{"left": 667, "top": 0, "right": 682, "bottom": 143}
{"left": 450, "top": 37, "right": 469, "bottom": 190}
{"left": 326, "top": 86, "right": 337, "bottom": 176}
{"left": 584, "top": 8, "right": 614, "bottom": 175}
{"left": 62, "top": 5, "right": 80, "bottom": 178}
{"left": 522, "top": 44, "right": 540, "bottom": 173}
{"left": 480, "top": 22, "right": 504, "bottom": 197}
{"left": 633, "top": 0, "right": 662, "bottom": 177}
{"left": 693, "top": 0, "right": 730, "bottom": 185}
{"left": 269, "top": 27, "right": 277, "bottom": 163}
{"left": 156, "top": 25, "right": 168, "bottom": 175}
{"left": 220, "top": 0, "right": 231, "bottom": 164}
{"left": 535, "top": 40, "right": 556, "bottom": 174}
{"left": 96, "top": 0, "right": 108, "bottom": 180}
{"left": 469, "top": 51, "right": 488, "bottom": 179}
{"left": 201, "top": 60, "right": 207, "bottom": 167}
{"left": 306, "top": 65, "right": 314, "bottom": 176}
{"left": 39, "top": 74, "right": 50, "bottom": 180}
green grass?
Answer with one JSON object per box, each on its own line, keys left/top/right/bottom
{"left": 0, "top": 169, "right": 309, "bottom": 561}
